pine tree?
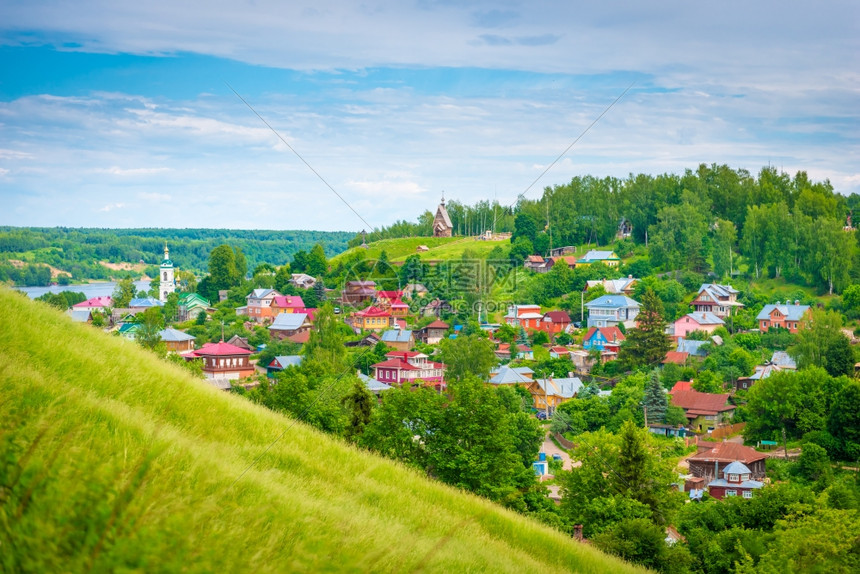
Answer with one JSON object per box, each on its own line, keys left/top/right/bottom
{"left": 642, "top": 370, "right": 667, "bottom": 424}
{"left": 619, "top": 288, "right": 672, "bottom": 368}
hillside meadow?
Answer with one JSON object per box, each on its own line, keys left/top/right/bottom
{"left": 0, "top": 288, "right": 645, "bottom": 573}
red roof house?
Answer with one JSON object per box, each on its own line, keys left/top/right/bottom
{"left": 372, "top": 351, "right": 447, "bottom": 389}
{"left": 188, "top": 341, "right": 255, "bottom": 383}
{"left": 670, "top": 389, "right": 735, "bottom": 433}
{"left": 688, "top": 441, "right": 768, "bottom": 483}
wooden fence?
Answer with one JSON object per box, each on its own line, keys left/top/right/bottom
{"left": 554, "top": 432, "right": 576, "bottom": 450}
{"left": 708, "top": 422, "right": 746, "bottom": 441}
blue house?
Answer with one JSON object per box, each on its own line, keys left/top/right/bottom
{"left": 582, "top": 326, "right": 626, "bottom": 351}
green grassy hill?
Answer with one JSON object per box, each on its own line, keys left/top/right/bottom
{"left": 330, "top": 236, "right": 511, "bottom": 265}
{"left": 0, "top": 288, "right": 644, "bottom": 573}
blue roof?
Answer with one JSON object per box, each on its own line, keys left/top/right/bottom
{"left": 269, "top": 313, "right": 309, "bottom": 331}
{"left": 158, "top": 327, "right": 195, "bottom": 342}
{"left": 488, "top": 366, "right": 534, "bottom": 385}
{"left": 269, "top": 355, "right": 303, "bottom": 369}
{"left": 723, "top": 461, "right": 752, "bottom": 475}
{"left": 129, "top": 297, "right": 164, "bottom": 308}
{"left": 358, "top": 372, "right": 392, "bottom": 392}
{"left": 381, "top": 329, "right": 414, "bottom": 343}
{"left": 756, "top": 303, "right": 810, "bottom": 322}
{"left": 585, "top": 295, "right": 640, "bottom": 309}
{"left": 676, "top": 338, "right": 709, "bottom": 356}
{"left": 533, "top": 377, "right": 583, "bottom": 399}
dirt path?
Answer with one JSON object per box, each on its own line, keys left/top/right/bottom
{"left": 540, "top": 431, "right": 579, "bottom": 471}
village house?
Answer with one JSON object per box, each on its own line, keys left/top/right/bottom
{"left": 73, "top": 296, "right": 113, "bottom": 314}
{"left": 669, "top": 389, "right": 735, "bottom": 433}
{"left": 584, "top": 295, "right": 640, "bottom": 329}
{"left": 380, "top": 328, "right": 415, "bottom": 351}
{"left": 266, "top": 355, "right": 303, "bottom": 377}
{"left": 372, "top": 351, "right": 446, "bottom": 388}
{"left": 707, "top": 461, "right": 765, "bottom": 500}
{"left": 270, "top": 294, "right": 306, "bottom": 316}
{"left": 545, "top": 255, "right": 579, "bottom": 271}
{"left": 158, "top": 327, "right": 195, "bottom": 353}
{"left": 528, "top": 377, "right": 584, "bottom": 413}
{"left": 349, "top": 306, "right": 392, "bottom": 332}
{"left": 344, "top": 332, "right": 382, "bottom": 348}
{"left": 585, "top": 276, "right": 638, "bottom": 296}
{"left": 582, "top": 326, "right": 625, "bottom": 353}
{"left": 690, "top": 284, "right": 743, "bottom": 319}
{"left": 734, "top": 351, "right": 796, "bottom": 391}
{"left": 290, "top": 273, "right": 316, "bottom": 289}
{"left": 416, "top": 320, "right": 449, "bottom": 345}
{"left": 239, "top": 288, "right": 280, "bottom": 323}
{"left": 187, "top": 341, "right": 255, "bottom": 387}
{"left": 402, "top": 283, "right": 429, "bottom": 299}
{"left": 225, "top": 334, "right": 254, "bottom": 352}
{"left": 688, "top": 441, "right": 768, "bottom": 483}
{"left": 538, "top": 310, "right": 572, "bottom": 335}
{"left": 487, "top": 365, "right": 534, "bottom": 385}
{"left": 673, "top": 312, "right": 724, "bottom": 339}
{"left": 503, "top": 304, "right": 544, "bottom": 330}
{"left": 342, "top": 281, "right": 377, "bottom": 305}
{"left": 70, "top": 308, "right": 95, "bottom": 323}
{"left": 375, "top": 291, "right": 410, "bottom": 317}
{"left": 549, "top": 346, "right": 570, "bottom": 359}
{"left": 128, "top": 297, "right": 164, "bottom": 312}
{"left": 268, "top": 312, "right": 311, "bottom": 341}
{"left": 523, "top": 255, "right": 548, "bottom": 273}
{"left": 178, "top": 292, "right": 210, "bottom": 322}
{"left": 576, "top": 250, "right": 621, "bottom": 268}
{"left": 358, "top": 372, "right": 393, "bottom": 395}
{"left": 422, "top": 298, "right": 453, "bottom": 317}
{"left": 756, "top": 301, "right": 811, "bottom": 333}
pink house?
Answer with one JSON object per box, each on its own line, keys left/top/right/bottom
{"left": 73, "top": 296, "right": 113, "bottom": 313}
{"left": 673, "top": 312, "right": 724, "bottom": 339}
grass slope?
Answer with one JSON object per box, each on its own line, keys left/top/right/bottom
{"left": 330, "top": 236, "right": 511, "bottom": 265}
{"left": 0, "top": 288, "right": 644, "bottom": 573}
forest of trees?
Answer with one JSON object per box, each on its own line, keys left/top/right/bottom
{"left": 0, "top": 227, "right": 353, "bottom": 286}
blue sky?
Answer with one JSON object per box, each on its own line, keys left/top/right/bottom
{"left": 1, "top": 1, "right": 858, "bottom": 231}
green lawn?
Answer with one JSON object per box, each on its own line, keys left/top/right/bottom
{"left": 0, "top": 287, "right": 645, "bottom": 573}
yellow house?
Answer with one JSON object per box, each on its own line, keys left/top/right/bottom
{"left": 528, "top": 377, "right": 584, "bottom": 412}
{"left": 350, "top": 306, "right": 392, "bottom": 331}
{"left": 576, "top": 250, "right": 621, "bottom": 268}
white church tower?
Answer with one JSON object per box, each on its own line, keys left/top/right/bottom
{"left": 159, "top": 244, "right": 175, "bottom": 302}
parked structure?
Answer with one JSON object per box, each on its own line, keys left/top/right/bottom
{"left": 432, "top": 196, "right": 453, "bottom": 237}
{"left": 576, "top": 250, "right": 621, "bottom": 267}
{"left": 669, "top": 389, "right": 735, "bottom": 433}
{"left": 159, "top": 244, "right": 176, "bottom": 303}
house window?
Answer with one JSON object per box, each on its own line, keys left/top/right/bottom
{"left": 743, "top": 490, "right": 752, "bottom": 499}
{"left": 163, "top": 271, "right": 167, "bottom": 281}
{"left": 728, "top": 473, "right": 739, "bottom": 482}
{"left": 726, "top": 490, "right": 737, "bottom": 497}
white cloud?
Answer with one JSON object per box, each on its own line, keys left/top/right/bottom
{"left": 98, "top": 202, "right": 126, "bottom": 212}
{"left": 138, "top": 191, "right": 172, "bottom": 201}
{"left": 99, "top": 166, "right": 172, "bottom": 176}
{"left": 0, "top": 168, "right": 9, "bottom": 176}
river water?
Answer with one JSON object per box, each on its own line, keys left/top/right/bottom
{"left": 16, "top": 280, "right": 152, "bottom": 300}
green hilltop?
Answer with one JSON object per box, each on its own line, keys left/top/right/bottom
{"left": 0, "top": 287, "right": 644, "bottom": 573}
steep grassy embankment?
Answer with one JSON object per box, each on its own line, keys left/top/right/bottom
{"left": 0, "top": 288, "right": 645, "bottom": 573}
